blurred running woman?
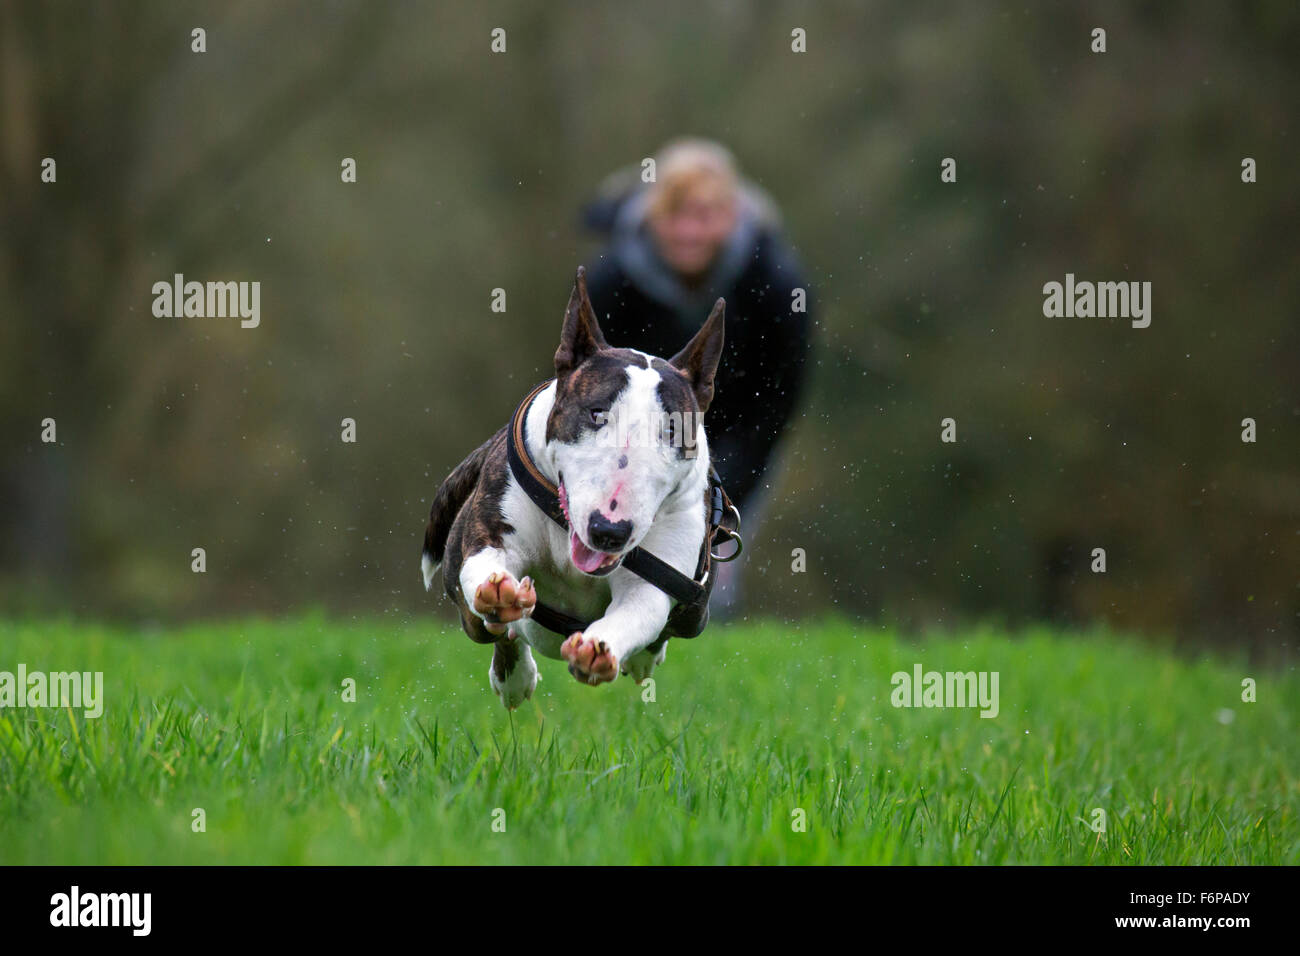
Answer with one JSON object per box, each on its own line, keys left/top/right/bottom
{"left": 582, "top": 139, "right": 813, "bottom": 613}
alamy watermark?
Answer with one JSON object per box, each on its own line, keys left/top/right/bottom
{"left": 1042, "top": 273, "right": 1151, "bottom": 328}
{"left": 891, "top": 664, "right": 999, "bottom": 718}
{"left": 591, "top": 408, "right": 702, "bottom": 459}
{"left": 0, "top": 665, "right": 103, "bottom": 718}
{"left": 152, "top": 274, "right": 260, "bottom": 328}
{"left": 50, "top": 886, "right": 150, "bottom": 936}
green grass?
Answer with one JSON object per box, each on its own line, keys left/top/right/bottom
{"left": 0, "top": 614, "right": 1294, "bottom": 864}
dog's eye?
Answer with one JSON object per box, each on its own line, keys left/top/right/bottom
{"left": 588, "top": 408, "right": 607, "bottom": 427}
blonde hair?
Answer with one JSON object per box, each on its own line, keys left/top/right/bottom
{"left": 645, "top": 139, "right": 740, "bottom": 220}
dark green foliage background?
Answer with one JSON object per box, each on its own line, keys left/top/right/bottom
{"left": 1, "top": 2, "right": 1296, "bottom": 653}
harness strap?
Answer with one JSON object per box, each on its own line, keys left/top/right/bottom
{"left": 530, "top": 601, "right": 591, "bottom": 637}
{"left": 505, "top": 379, "right": 741, "bottom": 639}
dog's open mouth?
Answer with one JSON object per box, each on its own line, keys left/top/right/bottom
{"left": 569, "top": 532, "right": 621, "bottom": 575}
{"left": 559, "top": 478, "right": 623, "bottom": 574}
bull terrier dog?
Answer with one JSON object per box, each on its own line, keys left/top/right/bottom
{"left": 422, "top": 267, "right": 730, "bottom": 708}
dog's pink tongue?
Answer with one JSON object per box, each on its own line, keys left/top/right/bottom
{"left": 570, "top": 532, "right": 607, "bottom": 573}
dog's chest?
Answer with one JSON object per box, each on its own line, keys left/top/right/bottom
{"left": 522, "top": 544, "right": 612, "bottom": 622}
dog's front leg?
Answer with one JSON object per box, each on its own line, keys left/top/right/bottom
{"left": 458, "top": 547, "right": 537, "bottom": 636}
{"left": 458, "top": 547, "right": 541, "bottom": 708}
{"left": 560, "top": 576, "right": 671, "bottom": 686}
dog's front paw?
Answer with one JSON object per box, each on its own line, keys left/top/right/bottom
{"left": 472, "top": 572, "right": 537, "bottom": 635}
{"left": 560, "top": 632, "right": 619, "bottom": 685}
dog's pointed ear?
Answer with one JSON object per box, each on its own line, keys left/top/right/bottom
{"left": 554, "top": 266, "right": 608, "bottom": 378}
{"left": 670, "top": 298, "right": 725, "bottom": 413}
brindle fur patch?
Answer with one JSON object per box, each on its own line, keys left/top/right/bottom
{"left": 424, "top": 430, "right": 498, "bottom": 565}
{"left": 546, "top": 349, "right": 647, "bottom": 444}
{"left": 651, "top": 357, "right": 701, "bottom": 459}
{"left": 435, "top": 427, "right": 516, "bottom": 644}
{"left": 492, "top": 635, "right": 522, "bottom": 681}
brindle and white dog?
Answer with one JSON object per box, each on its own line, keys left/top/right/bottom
{"left": 422, "top": 267, "right": 725, "bottom": 708}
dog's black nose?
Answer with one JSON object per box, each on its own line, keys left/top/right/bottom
{"left": 587, "top": 511, "right": 633, "bottom": 552}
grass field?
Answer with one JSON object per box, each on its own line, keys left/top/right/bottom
{"left": 0, "top": 614, "right": 1294, "bottom": 864}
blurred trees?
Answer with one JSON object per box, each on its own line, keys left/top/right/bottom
{"left": 1, "top": 1, "right": 1295, "bottom": 654}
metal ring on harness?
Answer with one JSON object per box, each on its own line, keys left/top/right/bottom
{"left": 710, "top": 515, "right": 743, "bottom": 562}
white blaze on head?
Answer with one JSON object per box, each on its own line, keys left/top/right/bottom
{"left": 552, "top": 362, "right": 689, "bottom": 557}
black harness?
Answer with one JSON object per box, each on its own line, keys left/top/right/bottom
{"left": 505, "top": 379, "right": 742, "bottom": 642}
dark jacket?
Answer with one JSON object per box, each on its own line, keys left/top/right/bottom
{"left": 583, "top": 187, "right": 813, "bottom": 513}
